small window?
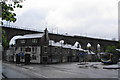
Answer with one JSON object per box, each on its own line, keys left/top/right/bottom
{"left": 21, "top": 40, "right": 25, "bottom": 43}
{"left": 67, "top": 49, "right": 69, "bottom": 54}
{"left": 44, "top": 46, "right": 47, "bottom": 53}
{"left": 15, "top": 47, "right": 17, "bottom": 51}
{"left": 20, "top": 47, "right": 22, "bottom": 52}
{"left": 20, "top": 47, "right": 24, "bottom": 52}
{"left": 35, "top": 47, "right": 37, "bottom": 51}
{"left": 32, "top": 55, "right": 36, "bottom": 60}
{"left": 32, "top": 47, "right": 35, "bottom": 52}
{"left": 25, "top": 47, "right": 31, "bottom": 52}
{"left": 55, "top": 47, "right": 57, "bottom": 53}
{"left": 32, "top": 39, "right": 38, "bottom": 43}
{"left": 43, "top": 57, "right": 48, "bottom": 62}
{"left": 32, "top": 47, "right": 37, "bottom": 52}
{"left": 44, "top": 47, "right": 47, "bottom": 53}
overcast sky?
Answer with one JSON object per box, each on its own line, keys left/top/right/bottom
{"left": 9, "top": 0, "right": 120, "bottom": 40}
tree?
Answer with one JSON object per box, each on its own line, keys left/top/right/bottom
{"left": 2, "top": 29, "right": 9, "bottom": 49}
{"left": 117, "top": 42, "right": 120, "bottom": 49}
{"left": 105, "top": 46, "right": 117, "bottom": 53}
{"left": 0, "top": 1, "right": 24, "bottom": 61}
{"left": 1, "top": 0, "right": 24, "bottom": 48}
{"left": 1, "top": 0, "right": 24, "bottom": 25}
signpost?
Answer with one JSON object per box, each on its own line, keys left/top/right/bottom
{"left": 79, "top": 52, "right": 87, "bottom": 64}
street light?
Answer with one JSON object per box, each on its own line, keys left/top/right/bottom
{"left": 87, "top": 43, "right": 91, "bottom": 51}
{"left": 97, "top": 44, "right": 101, "bottom": 61}
{"left": 59, "top": 40, "right": 64, "bottom": 63}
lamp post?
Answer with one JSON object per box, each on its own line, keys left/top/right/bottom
{"left": 87, "top": 43, "right": 91, "bottom": 62}
{"left": 60, "top": 40, "right": 64, "bottom": 63}
{"left": 49, "top": 40, "right": 53, "bottom": 63}
{"left": 97, "top": 44, "right": 101, "bottom": 61}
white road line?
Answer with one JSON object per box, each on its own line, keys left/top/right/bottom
{"left": 21, "top": 66, "right": 48, "bottom": 78}
{"left": 3, "top": 63, "right": 49, "bottom": 78}
{"left": 32, "top": 72, "right": 48, "bottom": 78}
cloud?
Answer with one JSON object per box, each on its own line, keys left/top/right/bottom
{"left": 12, "top": 9, "right": 48, "bottom": 30}
{"left": 11, "top": 0, "right": 119, "bottom": 40}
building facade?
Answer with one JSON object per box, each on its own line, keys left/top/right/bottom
{"left": 13, "top": 28, "right": 96, "bottom": 64}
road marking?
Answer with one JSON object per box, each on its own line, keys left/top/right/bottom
{"left": 3, "top": 63, "right": 49, "bottom": 78}
{"left": 2, "top": 73, "right": 7, "bottom": 79}
{"left": 18, "top": 65, "right": 48, "bottom": 78}
{"left": 32, "top": 72, "right": 48, "bottom": 78}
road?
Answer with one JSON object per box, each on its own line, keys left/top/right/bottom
{"left": 2, "top": 62, "right": 118, "bottom": 79}
{"left": 2, "top": 63, "right": 48, "bottom": 78}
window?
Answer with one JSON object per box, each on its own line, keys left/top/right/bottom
{"left": 67, "top": 49, "right": 70, "bottom": 54}
{"left": 44, "top": 47, "right": 47, "bottom": 53}
{"left": 20, "top": 47, "right": 24, "bottom": 52}
{"left": 32, "top": 39, "right": 38, "bottom": 43}
{"left": 32, "top": 47, "right": 37, "bottom": 52}
{"left": 43, "top": 57, "right": 48, "bottom": 62}
{"left": 32, "top": 47, "right": 35, "bottom": 52}
{"left": 32, "top": 55, "right": 36, "bottom": 60}
{"left": 15, "top": 47, "right": 17, "bottom": 51}
{"left": 25, "top": 47, "right": 31, "bottom": 52}
{"left": 55, "top": 47, "right": 57, "bottom": 53}
{"left": 21, "top": 40, "right": 25, "bottom": 43}
{"left": 20, "top": 47, "right": 22, "bottom": 52}
{"left": 35, "top": 47, "right": 37, "bottom": 51}
{"left": 44, "top": 46, "right": 48, "bottom": 53}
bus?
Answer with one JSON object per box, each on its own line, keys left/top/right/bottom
{"left": 101, "top": 53, "right": 119, "bottom": 64}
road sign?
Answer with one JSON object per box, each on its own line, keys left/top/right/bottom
{"left": 21, "top": 52, "right": 24, "bottom": 56}
{"left": 18, "top": 53, "right": 21, "bottom": 56}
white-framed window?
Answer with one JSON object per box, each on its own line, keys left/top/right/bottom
{"left": 32, "top": 39, "right": 38, "bottom": 43}
{"left": 32, "top": 47, "right": 37, "bottom": 53}
{"left": 35, "top": 47, "right": 37, "bottom": 51}
{"left": 25, "top": 47, "right": 31, "bottom": 52}
{"left": 32, "top": 47, "right": 35, "bottom": 52}
{"left": 32, "top": 55, "right": 37, "bottom": 60}
{"left": 44, "top": 46, "right": 48, "bottom": 53}
{"left": 21, "top": 40, "right": 26, "bottom": 44}
{"left": 20, "top": 47, "right": 22, "bottom": 52}
{"left": 20, "top": 47, "right": 24, "bottom": 52}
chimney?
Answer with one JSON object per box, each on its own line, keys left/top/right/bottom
{"left": 44, "top": 28, "right": 49, "bottom": 41}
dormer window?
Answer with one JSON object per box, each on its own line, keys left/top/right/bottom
{"left": 32, "top": 39, "right": 38, "bottom": 43}
{"left": 21, "top": 40, "right": 25, "bottom": 44}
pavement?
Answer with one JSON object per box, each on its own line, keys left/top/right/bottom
{"left": 78, "top": 62, "right": 120, "bottom": 69}
{"left": 2, "top": 62, "right": 119, "bottom": 78}
{"left": 103, "top": 64, "right": 120, "bottom": 69}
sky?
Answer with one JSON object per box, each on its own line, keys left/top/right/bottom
{"left": 8, "top": 0, "right": 120, "bottom": 40}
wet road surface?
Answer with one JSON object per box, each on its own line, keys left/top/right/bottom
{"left": 2, "top": 62, "right": 118, "bottom": 78}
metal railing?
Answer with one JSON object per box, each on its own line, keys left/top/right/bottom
{"left": 1, "top": 24, "right": 117, "bottom": 41}
{"left": 2, "top": 24, "right": 43, "bottom": 32}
